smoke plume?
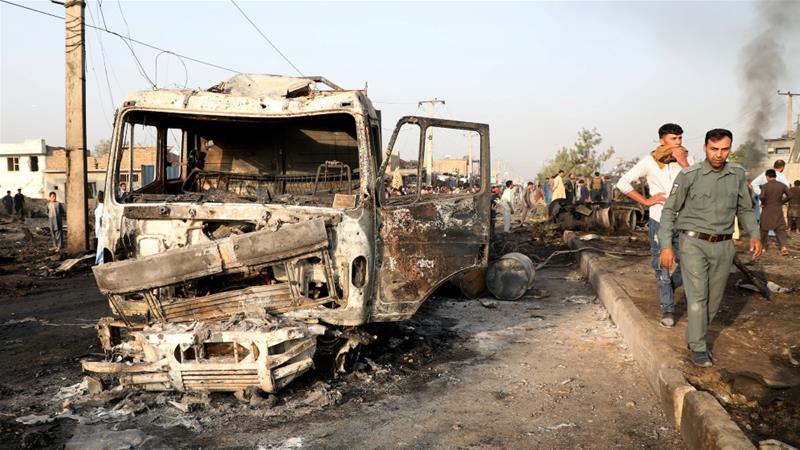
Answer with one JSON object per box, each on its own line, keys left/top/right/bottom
{"left": 737, "top": 0, "right": 800, "bottom": 169}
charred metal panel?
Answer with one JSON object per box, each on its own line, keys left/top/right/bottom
{"left": 84, "top": 319, "right": 325, "bottom": 393}
{"left": 373, "top": 196, "right": 490, "bottom": 321}
{"left": 93, "top": 219, "right": 328, "bottom": 294}
{"left": 372, "top": 116, "right": 492, "bottom": 322}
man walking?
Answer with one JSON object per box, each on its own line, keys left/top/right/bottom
{"left": 751, "top": 160, "right": 790, "bottom": 221}
{"left": 47, "top": 191, "right": 66, "bottom": 252}
{"left": 616, "top": 123, "right": 692, "bottom": 328}
{"left": 659, "top": 128, "right": 762, "bottom": 367}
{"left": 95, "top": 191, "right": 105, "bottom": 264}
{"left": 13, "top": 188, "right": 25, "bottom": 220}
{"left": 2, "top": 191, "right": 12, "bottom": 215}
{"left": 500, "top": 180, "right": 515, "bottom": 233}
{"left": 759, "top": 170, "right": 790, "bottom": 255}
{"left": 788, "top": 180, "right": 800, "bottom": 233}
{"left": 519, "top": 182, "right": 534, "bottom": 225}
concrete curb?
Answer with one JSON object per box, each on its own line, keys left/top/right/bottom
{"left": 565, "top": 233, "right": 754, "bottom": 450}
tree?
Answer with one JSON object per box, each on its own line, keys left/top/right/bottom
{"left": 94, "top": 138, "right": 111, "bottom": 158}
{"left": 537, "top": 128, "right": 615, "bottom": 181}
{"left": 609, "top": 156, "right": 639, "bottom": 178}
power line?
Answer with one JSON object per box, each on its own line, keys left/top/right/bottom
{"left": 97, "top": 0, "right": 154, "bottom": 88}
{"left": 229, "top": 0, "right": 303, "bottom": 76}
{"left": 1, "top": 0, "right": 241, "bottom": 74}
{"left": 85, "top": 2, "right": 116, "bottom": 110}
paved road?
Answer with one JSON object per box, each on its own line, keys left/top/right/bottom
{"left": 0, "top": 265, "right": 684, "bottom": 449}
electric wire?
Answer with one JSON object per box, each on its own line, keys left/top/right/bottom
{"left": 96, "top": 0, "right": 154, "bottom": 88}
{"left": 86, "top": 2, "right": 117, "bottom": 110}
{"left": 0, "top": 0, "right": 241, "bottom": 74}
{"left": 229, "top": 0, "right": 303, "bottom": 76}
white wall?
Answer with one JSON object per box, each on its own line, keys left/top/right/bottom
{"left": 0, "top": 155, "right": 46, "bottom": 199}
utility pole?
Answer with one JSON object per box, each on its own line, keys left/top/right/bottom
{"left": 418, "top": 98, "right": 445, "bottom": 186}
{"left": 64, "top": 0, "right": 89, "bottom": 255}
{"left": 777, "top": 90, "right": 797, "bottom": 136}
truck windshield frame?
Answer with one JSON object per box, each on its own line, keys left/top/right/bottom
{"left": 110, "top": 109, "right": 364, "bottom": 208}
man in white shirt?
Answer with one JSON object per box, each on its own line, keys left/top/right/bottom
{"left": 616, "top": 123, "right": 693, "bottom": 328}
{"left": 500, "top": 180, "right": 515, "bottom": 233}
{"left": 751, "top": 160, "right": 790, "bottom": 221}
{"left": 95, "top": 191, "right": 105, "bottom": 265}
{"left": 551, "top": 170, "right": 566, "bottom": 201}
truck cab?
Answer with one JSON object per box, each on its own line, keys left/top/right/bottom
{"left": 87, "top": 74, "right": 491, "bottom": 393}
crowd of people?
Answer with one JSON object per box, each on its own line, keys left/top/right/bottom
{"left": 386, "top": 183, "right": 481, "bottom": 197}
{"left": 493, "top": 169, "right": 615, "bottom": 233}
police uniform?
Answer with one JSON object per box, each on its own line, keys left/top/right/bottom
{"left": 657, "top": 160, "right": 758, "bottom": 353}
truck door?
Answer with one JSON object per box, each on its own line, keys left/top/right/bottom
{"left": 371, "top": 116, "right": 491, "bottom": 322}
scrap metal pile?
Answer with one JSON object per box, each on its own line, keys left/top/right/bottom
{"left": 548, "top": 199, "right": 647, "bottom": 233}
{"left": 86, "top": 219, "right": 337, "bottom": 393}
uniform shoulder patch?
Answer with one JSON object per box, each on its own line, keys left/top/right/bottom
{"left": 681, "top": 162, "right": 703, "bottom": 174}
{"left": 670, "top": 183, "right": 679, "bottom": 196}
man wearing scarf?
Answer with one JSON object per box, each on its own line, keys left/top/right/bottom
{"left": 616, "top": 123, "right": 693, "bottom": 328}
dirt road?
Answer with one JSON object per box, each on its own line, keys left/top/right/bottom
{"left": 0, "top": 254, "right": 683, "bottom": 449}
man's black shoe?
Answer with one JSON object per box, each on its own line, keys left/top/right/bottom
{"left": 691, "top": 351, "right": 712, "bottom": 367}
{"left": 660, "top": 312, "right": 675, "bottom": 328}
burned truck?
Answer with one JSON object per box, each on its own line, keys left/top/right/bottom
{"left": 85, "top": 74, "right": 491, "bottom": 393}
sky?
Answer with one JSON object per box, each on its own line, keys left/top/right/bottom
{"left": 1, "top": 0, "right": 798, "bottom": 181}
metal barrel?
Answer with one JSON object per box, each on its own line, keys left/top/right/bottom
{"left": 611, "top": 208, "right": 637, "bottom": 231}
{"left": 486, "top": 252, "right": 536, "bottom": 301}
{"left": 453, "top": 267, "right": 487, "bottom": 299}
{"left": 591, "top": 206, "right": 615, "bottom": 231}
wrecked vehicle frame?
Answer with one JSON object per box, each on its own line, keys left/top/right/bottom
{"left": 86, "top": 74, "right": 491, "bottom": 394}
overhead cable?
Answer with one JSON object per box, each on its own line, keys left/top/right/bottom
{"left": 229, "top": 0, "right": 304, "bottom": 76}
{"left": 1, "top": 0, "right": 241, "bottom": 74}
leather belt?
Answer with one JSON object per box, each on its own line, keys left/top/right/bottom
{"left": 682, "top": 230, "right": 732, "bottom": 243}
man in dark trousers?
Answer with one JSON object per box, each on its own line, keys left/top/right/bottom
{"left": 2, "top": 191, "right": 12, "bottom": 215}
{"left": 13, "top": 188, "right": 25, "bottom": 220}
{"left": 658, "top": 128, "right": 762, "bottom": 367}
{"left": 759, "top": 169, "right": 790, "bottom": 255}
{"left": 564, "top": 173, "right": 575, "bottom": 204}
{"left": 788, "top": 180, "right": 800, "bottom": 233}
{"left": 47, "top": 191, "right": 66, "bottom": 252}
{"left": 590, "top": 172, "right": 604, "bottom": 202}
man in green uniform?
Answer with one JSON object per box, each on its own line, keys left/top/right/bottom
{"left": 657, "top": 128, "right": 762, "bottom": 367}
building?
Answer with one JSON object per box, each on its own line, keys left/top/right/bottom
{"left": 44, "top": 146, "right": 108, "bottom": 199}
{"left": 784, "top": 122, "right": 800, "bottom": 182}
{"left": 0, "top": 138, "right": 47, "bottom": 199}
{"left": 762, "top": 133, "right": 795, "bottom": 173}
{"left": 432, "top": 157, "right": 469, "bottom": 176}
{"left": 44, "top": 145, "right": 161, "bottom": 199}
{"left": 1, "top": 138, "right": 162, "bottom": 201}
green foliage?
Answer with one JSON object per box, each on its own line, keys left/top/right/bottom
{"left": 537, "top": 128, "right": 615, "bottom": 181}
{"left": 94, "top": 138, "right": 111, "bottom": 157}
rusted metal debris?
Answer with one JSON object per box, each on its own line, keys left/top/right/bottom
{"left": 548, "top": 199, "right": 646, "bottom": 233}
{"left": 84, "top": 74, "right": 492, "bottom": 394}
